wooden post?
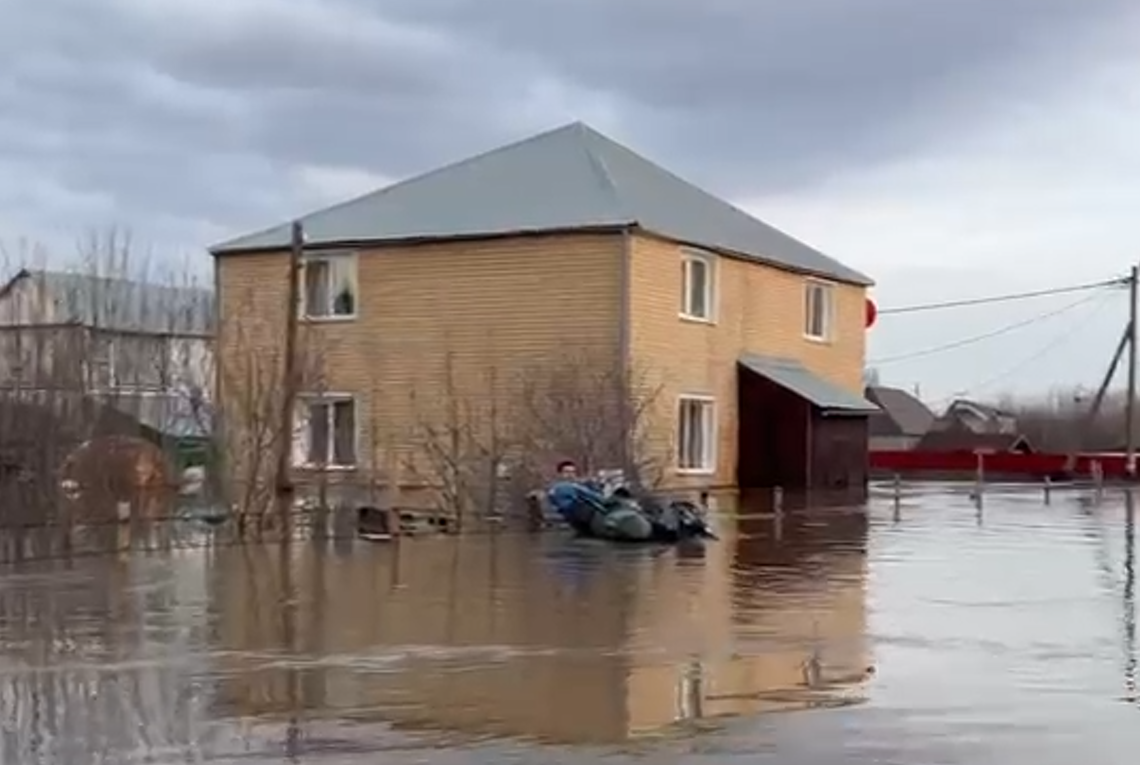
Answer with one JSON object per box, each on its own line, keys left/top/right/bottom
{"left": 1043, "top": 475, "right": 1051, "bottom": 505}
{"left": 274, "top": 220, "right": 304, "bottom": 538}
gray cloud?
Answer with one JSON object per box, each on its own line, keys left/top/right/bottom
{"left": 0, "top": 0, "right": 1132, "bottom": 256}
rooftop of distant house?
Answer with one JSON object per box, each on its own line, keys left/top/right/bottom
{"left": 865, "top": 385, "right": 935, "bottom": 437}
{"left": 0, "top": 268, "right": 214, "bottom": 335}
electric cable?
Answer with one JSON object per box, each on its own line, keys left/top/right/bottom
{"left": 926, "top": 289, "right": 1118, "bottom": 408}
{"left": 869, "top": 289, "right": 1115, "bottom": 366}
{"left": 878, "top": 276, "right": 1128, "bottom": 316}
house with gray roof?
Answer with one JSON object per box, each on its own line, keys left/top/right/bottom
{"left": 213, "top": 121, "right": 876, "bottom": 494}
{"left": 0, "top": 268, "right": 214, "bottom": 442}
{"left": 865, "top": 386, "right": 935, "bottom": 451}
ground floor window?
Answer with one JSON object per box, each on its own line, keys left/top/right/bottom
{"left": 677, "top": 395, "right": 716, "bottom": 473}
{"left": 295, "top": 395, "right": 357, "bottom": 467}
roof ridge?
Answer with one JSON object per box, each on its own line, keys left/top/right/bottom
{"left": 588, "top": 131, "right": 841, "bottom": 261}
{"left": 211, "top": 121, "right": 593, "bottom": 253}
{"left": 573, "top": 123, "right": 632, "bottom": 222}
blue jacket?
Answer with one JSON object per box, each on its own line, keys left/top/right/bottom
{"left": 547, "top": 480, "right": 607, "bottom": 521}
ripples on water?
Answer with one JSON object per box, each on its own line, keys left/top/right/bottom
{"left": 0, "top": 483, "right": 1137, "bottom": 763}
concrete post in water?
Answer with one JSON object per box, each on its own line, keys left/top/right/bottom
{"left": 1044, "top": 475, "right": 1052, "bottom": 505}
{"left": 773, "top": 486, "right": 784, "bottom": 514}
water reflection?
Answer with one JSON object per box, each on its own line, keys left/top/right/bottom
{"left": 208, "top": 506, "right": 872, "bottom": 747}
{"left": 0, "top": 549, "right": 219, "bottom": 763}
{"left": 0, "top": 502, "right": 872, "bottom": 759}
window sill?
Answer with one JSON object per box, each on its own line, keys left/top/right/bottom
{"left": 302, "top": 314, "right": 357, "bottom": 324}
{"left": 675, "top": 466, "right": 716, "bottom": 476}
{"left": 678, "top": 312, "right": 716, "bottom": 326}
{"left": 803, "top": 333, "right": 832, "bottom": 345}
{"left": 293, "top": 463, "right": 358, "bottom": 472}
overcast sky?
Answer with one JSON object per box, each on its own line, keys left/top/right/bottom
{"left": 2, "top": 0, "right": 1139, "bottom": 404}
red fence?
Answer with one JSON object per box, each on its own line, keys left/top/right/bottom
{"left": 870, "top": 450, "right": 1133, "bottom": 478}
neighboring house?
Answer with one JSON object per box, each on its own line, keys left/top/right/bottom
{"left": 864, "top": 386, "right": 934, "bottom": 451}
{"left": 211, "top": 121, "right": 877, "bottom": 495}
{"left": 0, "top": 269, "right": 214, "bottom": 443}
{"left": 914, "top": 424, "right": 1034, "bottom": 454}
{"left": 933, "top": 399, "right": 1019, "bottom": 436}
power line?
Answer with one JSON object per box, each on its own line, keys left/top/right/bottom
{"left": 878, "top": 276, "right": 1128, "bottom": 316}
{"left": 869, "top": 289, "right": 1112, "bottom": 366}
{"left": 928, "top": 290, "right": 1116, "bottom": 407}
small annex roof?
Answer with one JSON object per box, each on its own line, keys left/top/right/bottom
{"left": 211, "top": 122, "right": 871, "bottom": 285}
{"left": 740, "top": 354, "right": 880, "bottom": 414}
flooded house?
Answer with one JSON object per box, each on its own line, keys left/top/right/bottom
{"left": 211, "top": 122, "right": 876, "bottom": 502}
{"left": 0, "top": 269, "right": 214, "bottom": 516}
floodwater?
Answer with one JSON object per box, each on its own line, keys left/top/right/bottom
{"left": 0, "top": 484, "right": 1137, "bottom": 764}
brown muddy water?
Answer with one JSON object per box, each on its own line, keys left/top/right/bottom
{"left": 0, "top": 483, "right": 1137, "bottom": 763}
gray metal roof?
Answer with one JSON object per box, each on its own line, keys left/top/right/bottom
{"left": 740, "top": 354, "right": 879, "bottom": 413}
{"left": 1, "top": 269, "right": 214, "bottom": 334}
{"left": 866, "top": 385, "right": 935, "bottom": 436}
{"left": 211, "top": 122, "right": 872, "bottom": 285}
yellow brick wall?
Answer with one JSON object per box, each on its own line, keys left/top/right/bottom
{"left": 215, "top": 232, "right": 623, "bottom": 494}
{"left": 627, "top": 232, "right": 867, "bottom": 489}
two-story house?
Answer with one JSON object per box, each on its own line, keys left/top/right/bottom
{"left": 0, "top": 269, "right": 214, "bottom": 450}
{"left": 211, "top": 122, "right": 876, "bottom": 500}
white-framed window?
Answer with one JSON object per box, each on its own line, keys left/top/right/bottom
{"left": 804, "top": 280, "right": 835, "bottom": 341}
{"left": 293, "top": 395, "right": 357, "bottom": 468}
{"left": 302, "top": 252, "right": 357, "bottom": 320}
{"left": 676, "top": 395, "right": 716, "bottom": 473}
{"left": 89, "top": 335, "right": 115, "bottom": 389}
{"left": 680, "top": 250, "right": 715, "bottom": 322}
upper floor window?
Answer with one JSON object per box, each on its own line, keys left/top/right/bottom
{"left": 680, "top": 251, "right": 715, "bottom": 322}
{"left": 303, "top": 253, "right": 357, "bottom": 320}
{"left": 804, "top": 280, "right": 835, "bottom": 341}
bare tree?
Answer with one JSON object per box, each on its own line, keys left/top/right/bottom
{"left": 214, "top": 301, "right": 327, "bottom": 540}
{"left": 402, "top": 346, "right": 670, "bottom": 526}
{"left": 511, "top": 351, "right": 669, "bottom": 494}
{"left": 404, "top": 350, "right": 512, "bottom": 530}
{"left": 0, "top": 230, "right": 213, "bottom": 534}
{"left": 996, "top": 387, "right": 1132, "bottom": 453}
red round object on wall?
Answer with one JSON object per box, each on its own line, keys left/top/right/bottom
{"left": 865, "top": 297, "right": 878, "bottom": 329}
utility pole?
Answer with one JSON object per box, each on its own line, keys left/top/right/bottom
{"left": 1068, "top": 272, "right": 1137, "bottom": 473}
{"left": 1127, "top": 264, "right": 1138, "bottom": 478}
{"left": 275, "top": 220, "right": 304, "bottom": 534}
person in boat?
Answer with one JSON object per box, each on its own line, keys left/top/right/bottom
{"left": 546, "top": 459, "right": 607, "bottom": 529}
{"left": 546, "top": 460, "right": 655, "bottom": 540}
